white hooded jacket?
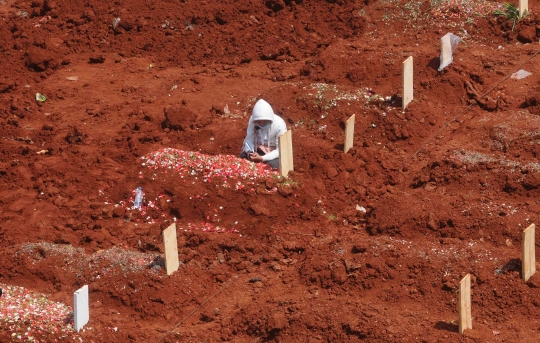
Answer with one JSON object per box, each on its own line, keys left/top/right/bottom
{"left": 242, "top": 99, "right": 287, "bottom": 162}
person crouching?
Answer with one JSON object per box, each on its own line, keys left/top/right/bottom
{"left": 240, "top": 99, "right": 287, "bottom": 169}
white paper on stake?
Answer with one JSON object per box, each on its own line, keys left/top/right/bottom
{"left": 438, "top": 33, "right": 462, "bottom": 71}
{"left": 74, "top": 285, "right": 89, "bottom": 332}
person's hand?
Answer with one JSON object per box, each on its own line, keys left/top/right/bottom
{"left": 259, "top": 145, "right": 271, "bottom": 155}
{"left": 248, "top": 152, "right": 264, "bottom": 163}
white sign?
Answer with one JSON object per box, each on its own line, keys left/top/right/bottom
{"left": 74, "top": 285, "right": 89, "bottom": 332}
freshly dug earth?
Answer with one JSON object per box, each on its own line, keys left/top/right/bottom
{"left": 1, "top": 0, "right": 540, "bottom": 342}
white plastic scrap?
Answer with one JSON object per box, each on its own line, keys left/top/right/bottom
{"left": 112, "top": 17, "right": 121, "bottom": 30}
{"left": 511, "top": 69, "right": 532, "bottom": 80}
{"left": 356, "top": 204, "right": 366, "bottom": 213}
{"left": 438, "top": 33, "right": 462, "bottom": 71}
{"left": 35, "top": 93, "right": 46, "bottom": 102}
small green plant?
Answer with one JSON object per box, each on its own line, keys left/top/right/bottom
{"left": 276, "top": 179, "right": 298, "bottom": 187}
{"left": 494, "top": 3, "right": 520, "bottom": 31}
{"left": 278, "top": 179, "right": 299, "bottom": 187}
{"left": 328, "top": 214, "right": 337, "bottom": 221}
{"left": 270, "top": 174, "right": 299, "bottom": 188}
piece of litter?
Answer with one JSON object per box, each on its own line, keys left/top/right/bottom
{"left": 66, "top": 76, "right": 78, "bottom": 81}
{"left": 35, "top": 93, "right": 47, "bottom": 102}
{"left": 438, "top": 33, "right": 462, "bottom": 71}
{"left": 511, "top": 69, "right": 532, "bottom": 80}
{"left": 36, "top": 150, "right": 48, "bottom": 154}
{"left": 112, "top": 17, "right": 121, "bottom": 30}
{"left": 356, "top": 204, "right": 366, "bottom": 213}
{"left": 493, "top": 330, "right": 500, "bottom": 335}
{"left": 224, "top": 104, "right": 230, "bottom": 115}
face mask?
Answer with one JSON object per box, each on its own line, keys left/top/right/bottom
{"left": 255, "top": 123, "right": 271, "bottom": 130}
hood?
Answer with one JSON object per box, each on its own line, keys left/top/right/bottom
{"left": 252, "top": 99, "right": 275, "bottom": 122}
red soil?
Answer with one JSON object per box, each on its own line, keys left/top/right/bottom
{"left": 1, "top": 0, "right": 540, "bottom": 342}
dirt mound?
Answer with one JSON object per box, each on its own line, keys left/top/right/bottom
{"left": 1, "top": 0, "right": 540, "bottom": 342}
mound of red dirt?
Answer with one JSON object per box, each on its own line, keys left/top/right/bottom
{"left": 1, "top": 0, "right": 540, "bottom": 341}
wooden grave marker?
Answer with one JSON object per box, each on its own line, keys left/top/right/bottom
{"left": 74, "top": 285, "right": 89, "bottom": 332}
{"left": 519, "top": 0, "right": 528, "bottom": 17}
{"left": 343, "top": 114, "right": 355, "bottom": 153}
{"left": 278, "top": 130, "right": 294, "bottom": 177}
{"left": 459, "top": 274, "right": 472, "bottom": 334}
{"left": 163, "top": 223, "right": 180, "bottom": 275}
{"left": 402, "top": 56, "right": 414, "bottom": 110}
{"left": 522, "top": 223, "right": 536, "bottom": 282}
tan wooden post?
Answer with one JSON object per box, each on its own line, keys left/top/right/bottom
{"left": 163, "top": 223, "right": 180, "bottom": 275}
{"left": 459, "top": 274, "right": 472, "bottom": 334}
{"left": 343, "top": 114, "right": 355, "bottom": 153}
{"left": 519, "top": 0, "right": 528, "bottom": 17}
{"left": 522, "top": 223, "right": 536, "bottom": 282}
{"left": 402, "top": 56, "right": 413, "bottom": 109}
{"left": 278, "top": 130, "right": 293, "bottom": 177}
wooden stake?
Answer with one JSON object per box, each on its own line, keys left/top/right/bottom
{"left": 522, "top": 223, "right": 536, "bottom": 282}
{"left": 163, "top": 223, "right": 180, "bottom": 275}
{"left": 519, "top": 0, "right": 528, "bottom": 17}
{"left": 402, "top": 56, "right": 414, "bottom": 109}
{"left": 459, "top": 274, "right": 472, "bottom": 334}
{"left": 343, "top": 114, "right": 355, "bottom": 153}
{"left": 278, "top": 130, "right": 293, "bottom": 177}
